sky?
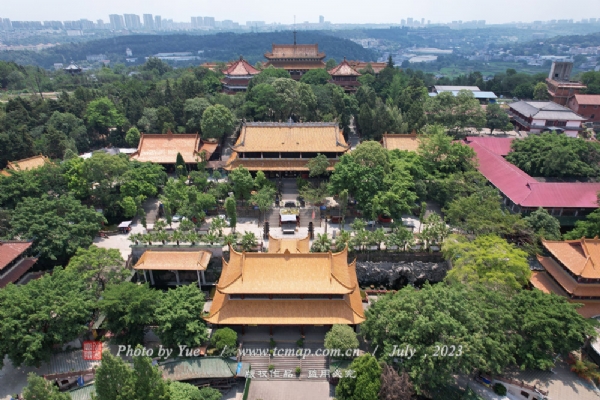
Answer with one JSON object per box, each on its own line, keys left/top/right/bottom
{"left": 2, "top": 0, "right": 599, "bottom": 25}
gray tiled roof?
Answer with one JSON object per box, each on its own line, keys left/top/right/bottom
{"left": 509, "top": 100, "right": 586, "bottom": 121}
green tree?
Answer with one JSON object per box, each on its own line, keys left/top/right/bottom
{"left": 0, "top": 268, "right": 94, "bottom": 368}
{"left": 326, "top": 59, "right": 337, "bottom": 70}
{"left": 564, "top": 208, "right": 600, "bottom": 239}
{"left": 85, "top": 97, "right": 126, "bottom": 134}
{"left": 94, "top": 351, "right": 135, "bottom": 400}
{"left": 201, "top": 104, "right": 236, "bottom": 139}
{"left": 155, "top": 284, "right": 208, "bottom": 348}
{"left": 23, "top": 373, "right": 71, "bottom": 400}
{"left": 46, "top": 111, "right": 89, "bottom": 153}
{"left": 125, "top": 126, "right": 141, "bottom": 147}
{"left": 169, "top": 382, "right": 222, "bottom": 400}
{"left": 184, "top": 97, "right": 211, "bottom": 133}
{"left": 241, "top": 231, "right": 258, "bottom": 252}
{"left": 9, "top": 194, "right": 105, "bottom": 264}
{"left": 311, "top": 233, "right": 333, "bottom": 252}
{"left": 418, "top": 125, "right": 476, "bottom": 177}
{"left": 254, "top": 170, "right": 268, "bottom": 190}
{"left": 210, "top": 327, "right": 238, "bottom": 356}
{"left": 66, "top": 245, "right": 127, "bottom": 294}
{"left": 425, "top": 91, "right": 485, "bottom": 134}
{"left": 299, "top": 182, "right": 329, "bottom": 206}
{"left": 324, "top": 324, "right": 359, "bottom": 357}
{"left": 300, "top": 68, "right": 331, "bottom": 85}
{"left": 225, "top": 197, "right": 237, "bottom": 232}
{"left": 99, "top": 282, "right": 160, "bottom": 345}
{"left": 307, "top": 153, "right": 330, "bottom": 177}
{"left": 506, "top": 132, "right": 600, "bottom": 178}
{"left": 524, "top": 207, "right": 561, "bottom": 240}
{"left": 335, "top": 354, "right": 382, "bottom": 400}
{"left": 176, "top": 152, "right": 187, "bottom": 177}
{"left": 120, "top": 161, "right": 167, "bottom": 199}
{"left": 229, "top": 166, "right": 254, "bottom": 204}
{"left": 443, "top": 234, "right": 531, "bottom": 291}
{"left": 251, "top": 186, "right": 275, "bottom": 224}
{"left": 533, "top": 82, "right": 550, "bottom": 100}
{"left": 485, "top": 103, "right": 511, "bottom": 134}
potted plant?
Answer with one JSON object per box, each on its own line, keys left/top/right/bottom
{"left": 296, "top": 338, "right": 304, "bottom": 348}
{"left": 295, "top": 367, "right": 301, "bottom": 376}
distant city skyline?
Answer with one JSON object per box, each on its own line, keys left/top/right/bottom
{"left": 1, "top": 0, "right": 599, "bottom": 26}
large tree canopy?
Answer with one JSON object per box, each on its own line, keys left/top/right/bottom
{"left": 362, "top": 283, "right": 596, "bottom": 393}
{"left": 506, "top": 132, "right": 600, "bottom": 178}
{"left": 9, "top": 194, "right": 105, "bottom": 264}
{"left": 0, "top": 268, "right": 94, "bottom": 368}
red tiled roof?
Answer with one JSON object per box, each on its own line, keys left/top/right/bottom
{"left": 467, "top": 138, "right": 600, "bottom": 209}
{"left": 222, "top": 58, "right": 260, "bottom": 76}
{"left": 573, "top": 94, "right": 600, "bottom": 106}
{"left": 465, "top": 136, "right": 514, "bottom": 156}
{"left": 0, "top": 241, "right": 33, "bottom": 271}
{"left": 0, "top": 258, "right": 37, "bottom": 288}
{"left": 328, "top": 59, "right": 361, "bottom": 77}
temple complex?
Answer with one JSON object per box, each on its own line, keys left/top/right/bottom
{"left": 224, "top": 122, "right": 350, "bottom": 176}
{"left": 328, "top": 58, "right": 361, "bottom": 93}
{"left": 205, "top": 236, "right": 365, "bottom": 330}
{"left": 530, "top": 238, "right": 600, "bottom": 318}
{"left": 221, "top": 57, "right": 260, "bottom": 94}
{"left": 264, "top": 35, "right": 326, "bottom": 80}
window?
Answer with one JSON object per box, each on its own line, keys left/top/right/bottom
{"left": 520, "top": 391, "right": 529, "bottom": 398}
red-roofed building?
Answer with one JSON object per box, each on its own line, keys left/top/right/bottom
{"left": 221, "top": 57, "right": 260, "bottom": 94}
{"left": 0, "top": 241, "right": 38, "bottom": 288}
{"left": 465, "top": 136, "right": 600, "bottom": 225}
{"left": 328, "top": 58, "right": 361, "bottom": 93}
{"left": 567, "top": 94, "right": 600, "bottom": 124}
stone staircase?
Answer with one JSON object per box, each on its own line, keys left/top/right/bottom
{"left": 241, "top": 343, "right": 329, "bottom": 381}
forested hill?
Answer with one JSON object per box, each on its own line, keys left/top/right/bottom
{"left": 0, "top": 31, "right": 378, "bottom": 68}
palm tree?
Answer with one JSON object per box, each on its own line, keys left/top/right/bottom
{"left": 185, "top": 231, "right": 199, "bottom": 245}
{"left": 155, "top": 230, "right": 170, "bottom": 245}
{"left": 335, "top": 230, "right": 353, "bottom": 252}
{"left": 241, "top": 232, "right": 257, "bottom": 252}
{"left": 154, "top": 219, "right": 167, "bottom": 231}
{"left": 172, "top": 230, "right": 184, "bottom": 246}
{"left": 311, "top": 233, "right": 332, "bottom": 253}
{"left": 223, "top": 233, "right": 239, "bottom": 249}
{"left": 142, "top": 233, "right": 154, "bottom": 246}
{"left": 205, "top": 232, "right": 220, "bottom": 245}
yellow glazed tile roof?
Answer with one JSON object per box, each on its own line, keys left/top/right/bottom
{"left": 268, "top": 236, "right": 310, "bottom": 254}
{"left": 536, "top": 255, "right": 600, "bottom": 297}
{"left": 382, "top": 133, "right": 421, "bottom": 152}
{"left": 204, "top": 295, "right": 365, "bottom": 325}
{"left": 6, "top": 155, "right": 49, "bottom": 171}
{"left": 224, "top": 156, "right": 338, "bottom": 172}
{"left": 232, "top": 123, "right": 349, "bottom": 153}
{"left": 130, "top": 132, "right": 201, "bottom": 164}
{"left": 542, "top": 238, "right": 600, "bottom": 279}
{"left": 217, "top": 247, "right": 354, "bottom": 295}
{"left": 133, "top": 250, "right": 212, "bottom": 271}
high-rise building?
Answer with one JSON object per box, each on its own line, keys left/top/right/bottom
{"left": 80, "top": 19, "right": 94, "bottom": 30}
{"left": 143, "top": 14, "right": 154, "bottom": 30}
{"left": 109, "top": 14, "right": 125, "bottom": 30}
{"left": 123, "top": 14, "right": 141, "bottom": 30}
{"left": 154, "top": 15, "right": 162, "bottom": 30}
{"left": 96, "top": 19, "right": 105, "bottom": 29}
{"left": 44, "top": 21, "right": 64, "bottom": 29}
{"left": 407, "top": 17, "right": 413, "bottom": 26}
{"left": 204, "top": 17, "right": 215, "bottom": 27}
{"left": 401, "top": 19, "right": 406, "bottom": 25}
{"left": 319, "top": 15, "right": 324, "bottom": 24}
{"left": 421, "top": 18, "right": 425, "bottom": 25}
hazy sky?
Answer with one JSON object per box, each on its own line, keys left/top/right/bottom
{"left": 2, "top": 0, "right": 599, "bottom": 25}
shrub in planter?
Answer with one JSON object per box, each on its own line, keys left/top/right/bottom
{"left": 268, "top": 364, "right": 275, "bottom": 371}
{"left": 269, "top": 338, "right": 276, "bottom": 349}
{"left": 296, "top": 338, "right": 304, "bottom": 348}
{"left": 295, "top": 367, "right": 301, "bottom": 376}
{"left": 493, "top": 383, "right": 507, "bottom": 396}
